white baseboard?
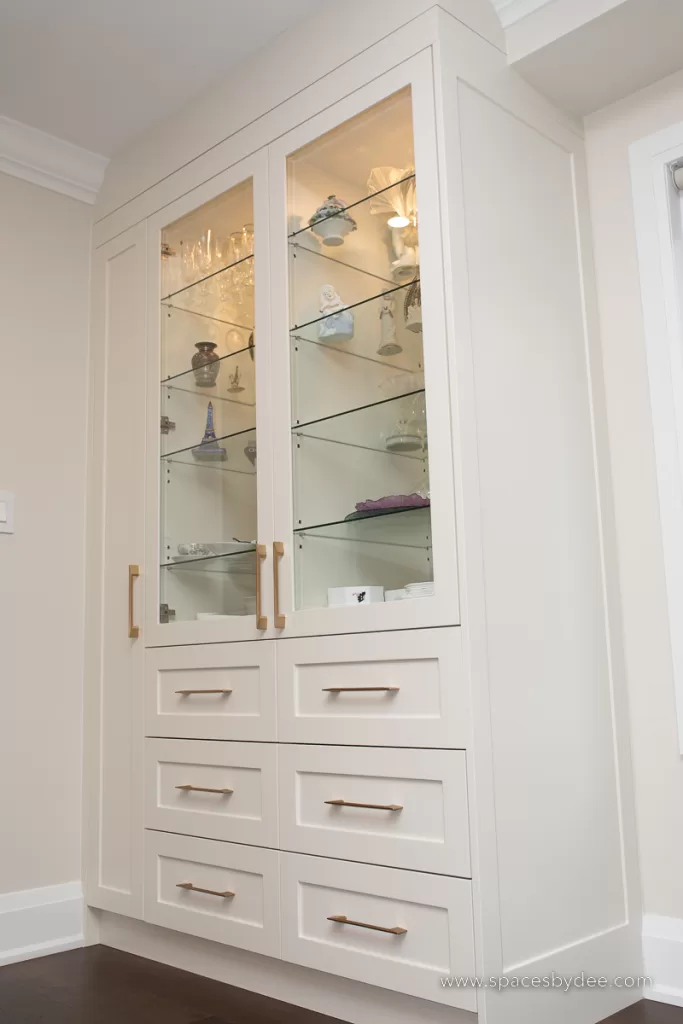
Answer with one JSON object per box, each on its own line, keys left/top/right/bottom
{"left": 0, "top": 882, "right": 84, "bottom": 967}
{"left": 643, "top": 914, "right": 683, "bottom": 1006}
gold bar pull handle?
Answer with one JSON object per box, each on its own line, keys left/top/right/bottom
{"left": 128, "top": 564, "right": 140, "bottom": 639}
{"left": 176, "top": 882, "right": 235, "bottom": 899}
{"left": 327, "top": 915, "right": 407, "bottom": 936}
{"left": 325, "top": 799, "right": 403, "bottom": 812}
{"left": 255, "top": 544, "right": 268, "bottom": 630}
{"left": 273, "top": 541, "right": 286, "bottom": 629}
{"left": 175, "top": 689, "right": 232, "bottom": 696}
{"left": 175, "top": 785, "right": 234, "bottom": 795}
{"left": 322, "top": 687, "right": 400, "bottom": 694}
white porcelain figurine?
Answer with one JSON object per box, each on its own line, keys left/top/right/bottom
{"left": 318, "top": 284, "right": 354, "bottom": 342}
{"left": 377, "top": 295, "right": 402, "bottom": 356}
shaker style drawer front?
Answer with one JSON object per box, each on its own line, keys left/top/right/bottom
{"left": 277, "top": 628, "right": 467, "bottom": 748}
{"left": 280, "top": 853, "right": 476, "bottom": 1011}
{"left": 145, "top": 739, "right": 278, "bottom": 847}
{"left": 145, "top": 642, "right": 276, "bottom": 741}
{"left": 144, "top": 831, "right": 280, "bottom": 957}
{"left": 279, "top": 746, "right": 470, "bottom": 876}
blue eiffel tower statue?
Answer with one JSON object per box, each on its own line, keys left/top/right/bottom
{"left": 192, "top": 401, "right": 227, "bottom": 461}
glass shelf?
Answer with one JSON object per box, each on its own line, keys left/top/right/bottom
{"left": 293, "top": 388, "right": 426, "bottom": 462}
{"left": 161, "top": 548, "right": 256, "bottom": 572}
{"left": 295, "top": 503, "right": 431, "bottom": 543}
{"left": 288, "top": 174, "right": 415, "bottom": 242}
{"left": 289, "top": 241, "right": 396, "bottom": 288}
{"left": 161, "top": 426, "right": 256, "bottom": 465}
{"left": 161, "top": 302, "right": 253, "bottom": 331}
{"left": 161, "top": 253, "right": 254, "bottom": 303}
{"left": 162, "top": 344, "right": 253, "bottom": 385}
{"left": 291, "top": 279, "right": 416, "bottom": 334}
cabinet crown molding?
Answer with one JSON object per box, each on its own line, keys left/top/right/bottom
{"left": 0, "top": 115, "right": 108, "bottom": 204}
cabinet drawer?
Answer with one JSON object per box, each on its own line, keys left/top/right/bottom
{"left": 279, "top": 746, "right": 469, "bottom": 876}
{"left": 281, "top": 852, "right": 475, "bottom": 1011}
{"left": 145, "top": 642, "right": 276, "bottom": 741}
{"left": 277, "top": 628, "right": 466, "bottom": 748}
{"left": 144, "top": 831, "right": 280, "bottom": 957}
{"left": 145, "top": 739, "right": 278, "bottom": 847}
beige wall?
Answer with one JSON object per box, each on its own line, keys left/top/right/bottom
{"left": 585, "top": 68, "right": 683, "bottom": 921}
{"left": 0, "top": 171, "right": 91, "bottom": 894}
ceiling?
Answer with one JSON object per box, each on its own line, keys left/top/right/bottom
{"left": 0, "top": 0, "right": 332, "bottom": 158}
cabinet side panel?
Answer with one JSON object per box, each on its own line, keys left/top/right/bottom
{"left": 458, "top": 85, "right": 625, "bottom": 968}
{"left": 85, "top": 225, "right": 146, "bottom": 916}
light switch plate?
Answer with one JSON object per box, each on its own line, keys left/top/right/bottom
{"left": 0, "top": 491, "right": 15, "bottom": 533}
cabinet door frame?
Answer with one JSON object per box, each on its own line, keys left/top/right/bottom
{"left": 267, "top": 49, "right": 460, "bottom": 638}
{"left": 144, "top": 149, "right": 277, "bottom": 647}
{"left": 84, "top": 223, "right": 147, "bottom": 918}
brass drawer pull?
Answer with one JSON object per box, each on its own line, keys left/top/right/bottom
{"left": 327, "top": 915, "right": 407, "bottom": 936}
{"left": 176, "top": 882, "right": 235, "bottom": 899}
{"left": 273, "top": 541, "right": 286, "bottom": 629}
{"left": 128, "top": 564, "right": 140, "bottom": 639}
{"left": 325, "top": 799, "right": 403, "bottom": 812}
{"left": 176, "top": 785, "right": 234, "bottom": 795}
{"left": 322, "top": 686, "right": 400, "bottom": 693}
{"left": 175, "top": 689, "right": 233, "bottom": 696}
{"left": 255, "top": 544, "right": 268, "bottom": 630}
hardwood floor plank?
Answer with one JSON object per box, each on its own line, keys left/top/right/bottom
{"left": 1, "top": 946, "right": 682, "bottom": 1023}
{"left": 604, "top": 1001, "right": 683, "bottom": 1022}
{"left": 0, "top": 946, "right": 344, "bottom": 1023}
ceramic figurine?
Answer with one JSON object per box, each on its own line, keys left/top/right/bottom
{"left": 403, "top": 279, "right": 422, "bottom": 333}
{"left": 192, "top": 401, "right": 227, "bottom": 461}
{"left": 377, "top": 296, "right": 402, "bottom": 356}
{"left": 318, "top": 284, "right": 354, "bottom": 342}
{"left": 309, "top": 195, "right": 357, "bottom": 247}
{"left": 191, "top": 341, "right": 220, "bottom": 387}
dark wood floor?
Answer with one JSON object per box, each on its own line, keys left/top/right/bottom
{"left": 0, "top": 945, "right": 680, "bottom": 1023}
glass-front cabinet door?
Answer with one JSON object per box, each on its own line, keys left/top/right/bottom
{"left": 145, "top": 154, "right": 274, "bottom": 645}
{"left": 270, "top": 56, "right": 460, "bottom": 637}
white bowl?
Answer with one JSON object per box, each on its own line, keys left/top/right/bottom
{"left": 311, "top": 216, "right": 355, "bottom": 247}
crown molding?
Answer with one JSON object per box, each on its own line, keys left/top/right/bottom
{"left": 0, "top": 116, "right": 108, "bottom": 204}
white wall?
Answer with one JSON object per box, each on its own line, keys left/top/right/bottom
{"left": 584, "top": 68, "right": 683, "bottom": 999}
{"left": 0, "top": 171, "right": 90, "bottom": 956}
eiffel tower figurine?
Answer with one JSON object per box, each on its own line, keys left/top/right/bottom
{"left": 192, "top": 401, "right": 227, "bottom": 461}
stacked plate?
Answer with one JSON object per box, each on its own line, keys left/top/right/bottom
{"left": 404, "top": 581, "right": 435, "bottom": 599}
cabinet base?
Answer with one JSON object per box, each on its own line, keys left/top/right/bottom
{"left": 93, "top": 909, "right": 476, "bottom": 1024}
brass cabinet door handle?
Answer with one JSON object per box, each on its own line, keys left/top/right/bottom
{"left": 128, "top": 564, "right": 140, "bottom": 639}
{"left": 327, "top": 915, "right": 407, "bottom": 936}
{"left": 175, "top": 689, "right": 232, "bottom": 696}
{"left": 176, "top": 882, "right": 235, "bottom": 899}
{"left": 255, "top": 544, "right": 268, "bottom": 630}
{"left": 273, "top": 541, "right": 286, "bottom": 629}
{"left": 175, "top": 785, "right": 234, "bottom": 795}
{"left": 325, "top": 799, "right": 403, "bottom": 812}
{"left": 322, "top": 687, "right": 400, "bottom": 694}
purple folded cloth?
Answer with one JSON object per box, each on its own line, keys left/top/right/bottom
{"left": 355, "top": 494, "right": 430, "bottom": 512}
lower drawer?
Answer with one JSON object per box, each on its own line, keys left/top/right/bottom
{"left": 278, "top": 745, "right": 470, "bottom": 876}
{"left": 144, "top": 831, "right": 280, "bottom": 957}
{"left": 144, "top": 738, "right": 278, "bottom": 847}
{"left": 280, "top": 852, "right": 476, "bottom": 1011}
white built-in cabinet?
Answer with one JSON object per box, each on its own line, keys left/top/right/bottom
{"left": 85, "top": 6, "right": 641, "bottom": 1024}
